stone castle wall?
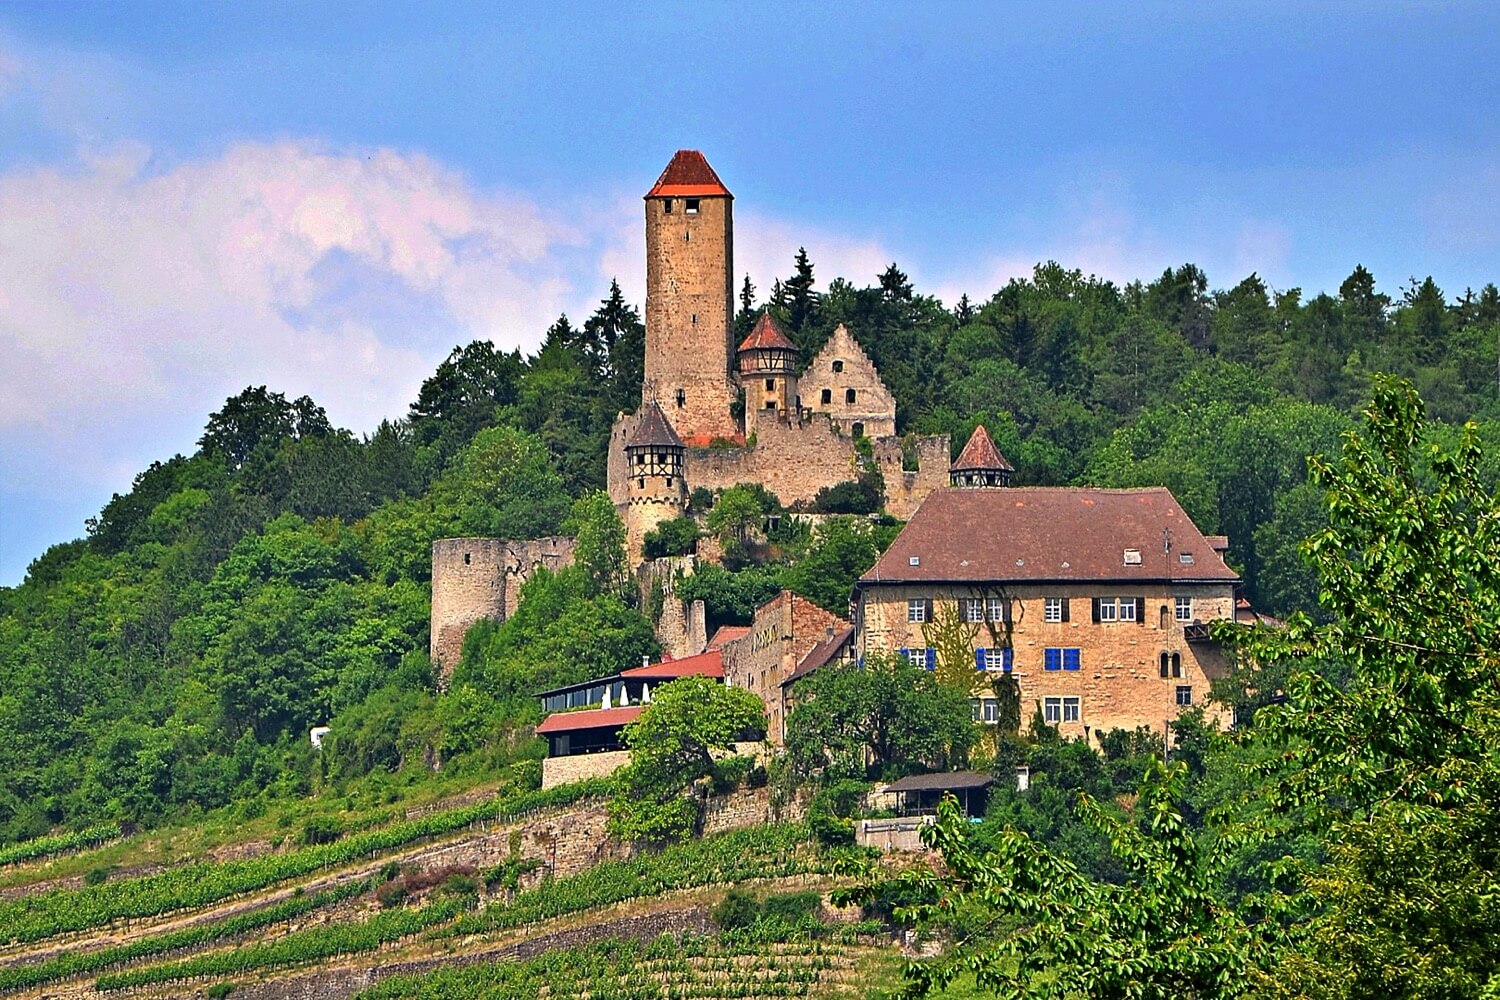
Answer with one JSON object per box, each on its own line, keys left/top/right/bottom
{"left": 637, "top": 555, "right": 708, "bottom": 659}
{"left": 429, "top": 536, "right": 577, "bottom": 680}
{"left": 874, "top": 434, "right": 951, "bottom": 520}
{"left": 799, "top": 324, "right": 898, "bottom": 439}
{"left": 857, "top": 584, "right": 1237, "bottom": 738}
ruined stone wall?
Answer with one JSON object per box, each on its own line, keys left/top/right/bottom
{"left": 799, "top": 324, "right": 897, "bottom": 438}
{"left": 637, "top": 555, "right": 707, "bottom": 659}
{"left": 875, "top": 434, "right": 951, "bottom": 520}
{"left": 643, "top": 194, "right": 739, "bottom": 443}
{"left": 857, "top": 583, "right": 1237, "bottom": 738}
{"left": 685, "top": 414, "right": 859, "bottom": 509}
{"left": 429, "top": 536, "right": 577, "bottom": 679}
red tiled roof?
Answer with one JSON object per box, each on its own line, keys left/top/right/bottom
{"left": 645, "top": 150, "right": 732, "bottom": 199}
{"left": 784, "top": 625, "right": 855, "bottom": 687}
{"left": 737, "top": 313, "right": 797, "bottom": 353}
{"left": 626, "top": 400, "right": 685, "bottom": 449}
{"left": 707, "top": 626, "right": 750, "bottom": 650}
{"left": 951, "top": 425, "right": 1014, "bottom": 473}
{"left": 621, "top": 648, "right": 724, "bottom": 680}
{"left": 682, "top": 432, "right": 745, "bottom": 448}
{"left": 860, "top": 487, "right": 1240, "bottom": 585}
{"left": 535, "top": 706, "right": 643, "bottom": 735}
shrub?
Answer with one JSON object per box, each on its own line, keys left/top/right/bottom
{"left": 712, "top": 889, "right": 760, "bottom": 931}
{"left": 374, "top": 879, "right": 407, "bottom": 909}
{"left": 642, "top": 517, "right": 698, "bottom": 559}
{"left": 298, "top": 816, "right": 344, "bottom": 846}
{"left": 84, "top": 866, "right": 113, "bottom": 886}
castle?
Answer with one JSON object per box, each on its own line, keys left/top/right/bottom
{"left": 432, "top": 150, "right": 950, "bottom": 675}
{"left": 604, "top": 150, "right": 949, "bottom": 560}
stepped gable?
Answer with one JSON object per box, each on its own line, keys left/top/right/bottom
{"left": 626, "top": 400, "right": 685, "bottom": 449}
{"left": 645, "top": 150, "right": 732, "bottom": 198}
{"left": 951, "top": 424, "right": 1014, "bottom": 474}
{"left": 737, "top": 312, "right": 797, "bottom": 353}
{"left": 862, "top": 487, "right": 1240, "bottom": 584}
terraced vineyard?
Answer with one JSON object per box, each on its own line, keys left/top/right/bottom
{"left": 0, "top": 801, "right": 890, "bottom": 1000}
{"left": 357, "top": 932, "right": 891, "bottom": 999}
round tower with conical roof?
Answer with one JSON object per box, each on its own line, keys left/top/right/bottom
{"left": 623, "top": 399, "right": 689, "bottom": 556}
{"left": 950, "top": 424, "right": 1015, "bottom": 487}
{"left": 736, "top": 312, "right": 800, "bottom": 435}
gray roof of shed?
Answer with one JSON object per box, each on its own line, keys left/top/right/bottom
{"left": 883, "top": 771, "right": 995, "bottom": 793}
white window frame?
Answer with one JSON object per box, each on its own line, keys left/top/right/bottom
{"left": 1118, "top": 597, "right": 1138, "bottom": 622}
{"left": 907, "top": 599, "right": 927, "bottom": 623}
{"left": 986, "top": 597, "right": 1006, "bottom": 622}
{"left": 1062, "top": 696, "right": 1081, "bottom": 723}
{"left": 982, "top": 699, "right": 998, "bottom": 723}
{"left": 1175, "top": 596, "right": 1193, "bottom": 623}
{"left": 1044, "top": 597, "right": 1064, "bottom": 623}
{"left": 1099, "top": 598, "right": 1118, "bottom": 623}
{"left": 962, "top": 598, "right": 985, "bottom": 623}
{"left": 1175, "top": 685, "right": 1193, "bottom": 706}
{"left": 1043, "top": 697, "right": 1063, "bottom": 724}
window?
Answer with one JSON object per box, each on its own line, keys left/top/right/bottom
{"left": 1176, "top": 685, "right": 1193, "bottom": 706}
{"left": 851, "top": 421, "right": 864, "bottom": 437}
{"left": 1044, "top": 647, "right": 1081, "bottom": 671}
{"left": 899, "top": 647, "right": 936, "bottom": 670}
{"left": 685, "top": 198, "right": 700, "bottom": 214}
{"left": 675, "top": 389, "right": 685, "bottom": 407}
{"left": 1179, "top": 552, "right": 1195, "bottom": 565}
{"left": 1175, "top": 596, "right": 1192, "bottom": 622}
{"left": 846, "top": 388, "right": 857, "bottom": 404}
{"left": 975, "top": 647, "right": 1013, "bottom": 672}
{"left": 765, "top": 378, "right": 776, "bottom": 391}
{"left": 663, "top": 199, "right": 674, "bottom": 214}
{"left": 691, "top": 312, "right": 697, "bottom": 324}
{"left": 764, "top": 400, "right": 776, "bottom": 409}
{"left": 1044, "top": 597, "right": 1066, "bottom": 623}
{"left": 832, "top": 359, "right": 844, "bottom": 373}
{"left": 987, "top": 596, "right": 1008, "bottom": 622}
{"left": 1161, "top": 651, "right": 1182, "bottom": 678}
{"left": 820, "top": 388, "right": 832, "bottom": 405}
{"left": 982, "top": 699, "right": 998, "bottom": 723}
{"left": 907, "top": 599, "right": 929, "bottom": 623}
{"left": 1094, "top": 597, "right": 1141, "bottom": 623}
{"left": 962, "top": 598, "right": 985, "bottom": 623}
{"left": 1044, "top": 696, "right": 1081, "bottom": 724}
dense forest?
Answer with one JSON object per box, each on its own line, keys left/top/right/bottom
{"left": 2, "top": 253, "right": 1499, "bottom": 844}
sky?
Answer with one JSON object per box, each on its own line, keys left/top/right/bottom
{"left": 1, "top": 1, "right": 1499, "bottom": 584}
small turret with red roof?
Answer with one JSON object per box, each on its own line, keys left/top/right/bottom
{"left": 950, "top": 424, "right": 1015, "bottom": 487}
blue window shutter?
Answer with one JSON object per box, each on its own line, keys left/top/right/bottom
{"left": 1003, "top": 648, "right": 1014, "bottom": 672}
{"left": 1044, "top": 648, "right": 1058, "bottom": 671}
{"left": 925, "top": 648, "right": 937, "bottom": 671}
{"left": 1064, "top": 648, "right": 1081, "bottom": 671}
{"left": 975, "top": 648, "right": 987, "bottom": 671}
{"left": 899, "top": 647, "right": 910, "bottom": 663}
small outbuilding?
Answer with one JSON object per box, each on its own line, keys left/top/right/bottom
{"left": 880, "top": 771, "right": 995, "bottom": 818}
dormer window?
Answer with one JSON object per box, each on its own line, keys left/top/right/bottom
{"left": 685, "top": 198, "right": 700, "bottom": 214}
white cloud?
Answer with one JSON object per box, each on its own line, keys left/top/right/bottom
{"left": 0, "top": 139, "right": 583, "bottom": 443}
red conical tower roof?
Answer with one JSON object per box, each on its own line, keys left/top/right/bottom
{"left": 737, "top": 312, "right": 797, "bottom": 353}
{"left": 645, "top": 150, "right": 732, "bottom": 199}
{"left": 951, "top": 424, "right": 1015, "bottom": 474}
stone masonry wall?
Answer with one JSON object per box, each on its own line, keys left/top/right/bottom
{"left": 643, "top": 194, "right": 739, "bottom": 443}
{"left": 799, "top": 324, "right": 897, "bottom": 438}
{"left": 858, "top": 583, "right": 1237, "bottom": 737}
{"left": 429, "top": 536, "right": 576, "bottom": 680}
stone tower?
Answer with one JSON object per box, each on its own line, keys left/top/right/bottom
{"left": 623, "top": 400, "right": 689, "bottom": 557}
{"left": 643, "top": 150, "right": 740, "bottom": 443}
{"left": 949, "top": 424, "right": 1015, "bottom": 487}
{"left": 429, "top": 537, "right": 508, "bottom": 681}
{"left": 737, "top": 312, "right": 800, "bottom": 437}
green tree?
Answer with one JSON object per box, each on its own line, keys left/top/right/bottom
{"left": 607, "top": 676, "right": 765, "bottom": 843}
{"left": 784, "top": 653, "right": 974, "bottom": 780}
{"left": 565, "top": 491, "right": 627, "bottom": 598}
{"left": 780, "top": 516, "right": 893, "bottom": 616}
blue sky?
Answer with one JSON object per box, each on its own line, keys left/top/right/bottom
{"left": 2, "top": 2, "right": 1498, "bottom": 584}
